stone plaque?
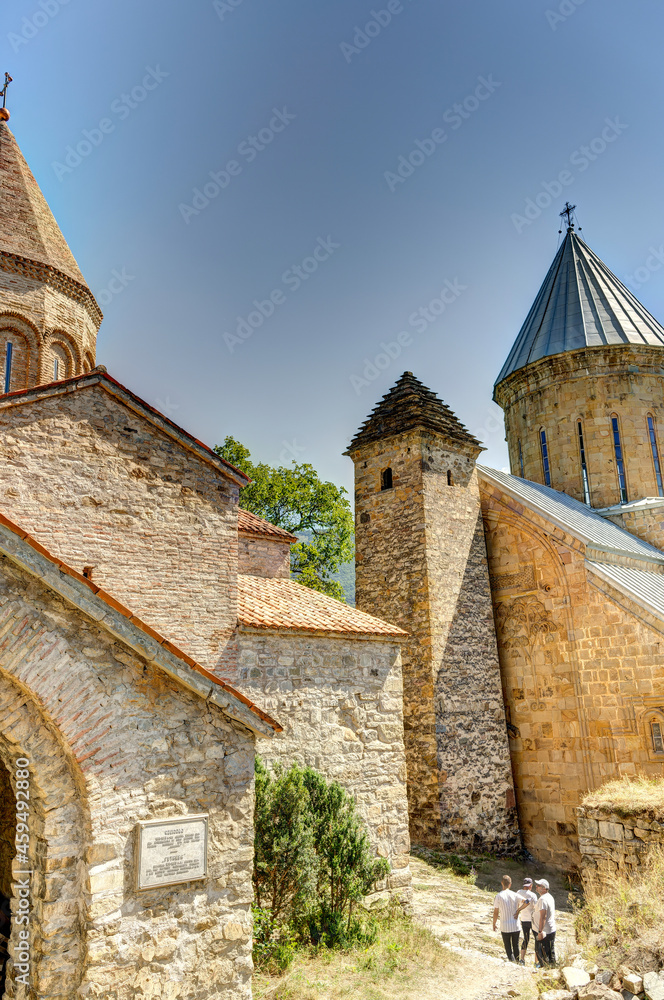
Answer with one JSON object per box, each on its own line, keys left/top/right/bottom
{"left": 136, "top": 814, "right": 208, "bottom": 889}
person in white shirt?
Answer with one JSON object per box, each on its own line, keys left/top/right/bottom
{"left": 515, "top": 877, "right": 538, "bottom": 964}
{"left": 533, "top": 878, "right": 556, "bottom": 966}
{"left": 492, "top": 875, "right": 520, "bottom": 962}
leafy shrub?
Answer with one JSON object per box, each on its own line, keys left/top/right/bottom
{"left": 253, "top": 758, "right": 391, "bottom": 966}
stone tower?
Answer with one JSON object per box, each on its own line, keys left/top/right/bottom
{"left": 494, "top": 224, "right": 664, "bottom": 531}
{"left": 346, "top": 372, "right": 519, "bottom": 852}
{"left": 0, "top": 123, "right": 101, "bottom": 392}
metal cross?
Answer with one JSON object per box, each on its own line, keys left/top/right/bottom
{"left": 1, "top": 73, "right": 12, "bottom": 109}
{"left": 559, "top": 201, "right": 576, "bottom": 230}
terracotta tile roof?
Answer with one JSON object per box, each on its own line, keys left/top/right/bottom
{"left": 0, "top": 370, "right": 251, "bottom": 487}
{"left": 238, "top": 574, "right": 406, "bottom": 637}
{"left": 0, "top": 509, "right": 280, "bottom": 734}
{"left": 238, "top": 509, "right": 297, "bottom": 542}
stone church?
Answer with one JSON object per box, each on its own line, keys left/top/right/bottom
{"left": 2, "top": 102, "right": 664, "bottom": 997}
{"left": 0, "top": 119, "right": 411, "bottom": 998}
{"left": 349, "top": 220, "right": 664, "bottom": 870}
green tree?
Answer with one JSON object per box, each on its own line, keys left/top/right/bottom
{"left": 214, "top": 436, "right": 354, "bottom": 600}
{"left": 253, "top": 758, "right": 317, "bottom": 921}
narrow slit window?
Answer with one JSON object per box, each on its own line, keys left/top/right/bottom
{"left": 447, "top": 470, "right": 454, "bottom": 486}
{"left": 611, "top": 415, "right": 628, "bottom": 502}
{"left": 539, "top": 429, "right": 551, "bottom": 486}
{"left": 518, "top": 439, "right": 524, "bottom": 478}
{"left": 380, "top": 468, "right": 393, "bottom": 491}
{"left": 647, "top": 415, "right": 664, "bottom": 496}
{"left": 3, "top": 342, "right": 12, "bottom": 394}
{"left": 53, "top": 358, "right": 59, "bottom": 381}
{"left": 577, "top": 421, "right": 591, "bottom": 505}
{"left": 651, "top": 721, "right": 664, "bottom": 754}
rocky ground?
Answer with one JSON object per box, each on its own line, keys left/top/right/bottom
{"left": 409, "top": 850, "right": 579, "bottom": 1000}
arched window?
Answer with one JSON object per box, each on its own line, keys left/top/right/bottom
{"left": 539, "top": 429, "right": 551, "bottom": 486}
{"left": 45, "top": 341, "right": 72, "bottom": 383}
{"left": 380, "top": 468, "right": 393, "bottom": 491}
{"left": 611, "top": 414, "right": 628, "bottom": 502}
{"left": 577, "top": 420, "right": 591, "bottom": 505}
{"left": 647, "top": 415, "right": 664, "bottom": 497}
{"left": 3, "top": 342, "right": 12, "bottom": 394}
{"left": 651, "top": 719, "right": 664, "bottom": 754}
{"left": 517, "top": 439, "right": 524, "bottom": 478}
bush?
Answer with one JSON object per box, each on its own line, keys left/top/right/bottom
{"left": 253, "top": 758, "right": 391, "bottom": 966}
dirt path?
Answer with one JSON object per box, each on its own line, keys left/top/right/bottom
{"left": 409, "top": 851, "right": 579, "bottom": 1000}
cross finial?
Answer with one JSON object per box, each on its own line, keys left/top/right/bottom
{"left": 559, "top": 201, "right": 576, "bottom": 231}
{"left": 0, "top": 73, "right": 12, "bottom": 120}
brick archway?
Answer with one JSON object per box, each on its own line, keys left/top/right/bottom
{"left": 0, "top": 673, "right": 88, "bottom": 999}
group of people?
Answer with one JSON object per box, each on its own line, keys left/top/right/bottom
{"left": 492, "top": 874, "right": 556, "bottom": 967}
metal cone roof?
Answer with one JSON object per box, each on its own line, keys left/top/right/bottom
{"left": 346, "top": 371, "right": 482, "bottom": 453}
{"left": 495, "top": 229, "right": 664, "bottom": 390}
{"left": 0, "top": 123, "right": 89, "bottom": 287}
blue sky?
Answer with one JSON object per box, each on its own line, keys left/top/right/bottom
{"left": 3, "top": 0, "right": 663, "bottom": 492}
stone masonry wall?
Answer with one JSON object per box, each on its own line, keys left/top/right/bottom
{"left": 604, "top": 505, "right": 664, "bottom": 553}
{"left": 351, "top": 429, "right": 518, "bottom": 853}
{"left": 496, "top": 345, "right": 664, "bottom": 509}
{"left": 0, "top": 271, "right": 97, "bottom": 384}
{"left": 0, "top": 385, "right": 239, "bottom": 673}
{"left": 0, "top": 553, "right": 259, "bottom": 1000}
{"left": 576, "top": 805, "right": 664, "bottom": 885}
{"left": 238, "top": 629, "right": 413, "bottom": 905}
{"left": 238, "top": 534, "right": 291, "bottom": 578}
{"left": 481, "top": 473, "right": 664, "bottom": 869}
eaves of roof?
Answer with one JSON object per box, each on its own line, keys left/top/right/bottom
{"left": 0, "top": 371, "right": 251, "bottom": 488}
{"left": 237, "top": 509, "right": 298, "bottom": 542}
{"left": 0, "top": 510, "right": 280, "bottom": 737}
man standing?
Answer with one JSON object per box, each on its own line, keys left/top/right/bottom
{"left": 533, "top": 878, "right": 556, "bottom": 966}
{"left": 515, "top": 877, "right": 537, "bottom": 965}
{"left": 492, "top": 875, "right": 520, "bottom": 962}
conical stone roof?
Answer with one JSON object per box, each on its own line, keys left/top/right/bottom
{"left": 0, "top": 123, "right": 89, "bottom": 287}
{"left": 495, "top": 229, "right": 664, "bottom": 391}
{"left": 346, "top": 371, "right": 482, "bottom": 453}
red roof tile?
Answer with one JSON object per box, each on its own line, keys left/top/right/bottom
{"left": 237, "top": 574, "right": 406, "bottom": 637}
{"left": 237, "top": 509, "right": 297, "bottom": 542}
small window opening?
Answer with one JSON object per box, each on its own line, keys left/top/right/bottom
{"left": 53, "top": 358, "right": 59, "bottom": 381}
{"left": 577, "top": 421, "right": 591, "bottom": 505}
{"left": 647, "top": 415, "right": 664, "bottom": 497}
{"left": 611, "top": 415, "right": 628, "bottom": 502}
{"left": 539, "top": 429, "right": 551, "bottom": 487}
{"left": 3, "top": 343, "right": 12, "bottom": 394}
{"left": 82, "top": 566, "right": 94, "bottom": 581}
{"left": 651, "top": 721, "right": 664, "bottom": 754}
{"left": 447, "top": 470, "right": 454, "bottom": 486}
{"left": 518, "top": 439, "right": 524, "bottom": 478}
{"left": 380, "top": 468, "right": 393, "bottom": 491}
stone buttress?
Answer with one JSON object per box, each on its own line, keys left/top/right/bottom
{"left": 346, "top": 372, "right": 519, "bottom": 852}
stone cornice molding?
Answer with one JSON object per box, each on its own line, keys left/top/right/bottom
{"left": 0, "top": 248, "right": 103, "bottom": 329}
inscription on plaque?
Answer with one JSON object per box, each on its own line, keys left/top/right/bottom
{"left": 137, "top": 814, "right": 208, "bottom": 889}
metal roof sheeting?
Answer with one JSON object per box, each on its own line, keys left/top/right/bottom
{"left": 495, "top": 230, "right": 664, "bottom": 387}
{"left": 587, "top": 561, "right": 664, "bottom": 622}
{"left": 478, "top": 466, "right": 664, "bottom": 565}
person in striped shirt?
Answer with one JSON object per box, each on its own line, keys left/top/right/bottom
{"left": 492, "top": 875, "right": 520, "bottom": 962}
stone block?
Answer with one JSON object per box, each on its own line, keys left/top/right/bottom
{"left": 643, "top": 972, "right": 664, "bottom": 1000}
{"left": 578, "top": 816, "right": 599, "bottom": 838}
{"left": 598, "top": 821, "right": 624, "bottom": 842}
{"left": 563, "top": 967, "right": 591, "bottom": 990}
{"left": 541, "top": 992, "right": 575, "bottom": 1000}
{"left": 577, "top": 983, "right": 623, "bottom": 1000}
{"left": 622, "top": 973, "right": 643, "bottom": 994}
